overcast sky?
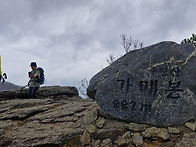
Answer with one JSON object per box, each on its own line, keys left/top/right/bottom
{"left": 0, "top": 0, "right": 196, "bottom": 96}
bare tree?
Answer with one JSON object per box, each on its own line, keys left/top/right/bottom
{"left": 106, "top": 53, "right": 116, "bottom": 65}
{"left": 105, "top": 34, "right": 144, "bottom": 65}
{"left": 121, "top": 34, "right": 132, "bottom": 53}
{"left": 120, "top": 33, "right": 144, "bottom": 53}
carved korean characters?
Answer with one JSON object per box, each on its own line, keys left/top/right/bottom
{"left": 88, "top": 41, "right": 196, "bottom": 127}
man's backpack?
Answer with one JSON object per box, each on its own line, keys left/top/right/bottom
{"left": 37, "top": 67, "right": 45, "bottom": 85}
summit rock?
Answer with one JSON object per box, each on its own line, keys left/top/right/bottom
{"left": 87, "top": 41, "right": 196, "bottom": 127}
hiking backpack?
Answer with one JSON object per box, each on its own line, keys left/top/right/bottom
{"left": 37, "top": 67, "right": 45, "bottom": 85}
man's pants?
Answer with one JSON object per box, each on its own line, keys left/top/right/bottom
{"left": 28, "top": 87, "right": 39, "bottom": 99}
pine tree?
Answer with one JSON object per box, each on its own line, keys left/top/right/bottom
{"left": 181, "top": 34, "right": 196, "bottom": 47}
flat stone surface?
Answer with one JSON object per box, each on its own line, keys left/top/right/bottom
{"left": 0, "top": 98, "right": 97, "bottom": 147}
{"left": 87, "top": 41, "right": 196, "bottom": 127}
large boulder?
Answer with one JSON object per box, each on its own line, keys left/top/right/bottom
{"left": 87, "top": 41, "right": 196, "bottom": 127}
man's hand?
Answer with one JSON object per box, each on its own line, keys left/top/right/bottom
{"left": 30, "top": 74, "right": 38, "bottom": 79}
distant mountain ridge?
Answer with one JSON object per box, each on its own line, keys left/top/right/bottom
{"left": 0, "top": 81, "right": 21, "bottom": 91}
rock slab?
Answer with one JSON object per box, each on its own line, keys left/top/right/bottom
{"left": 87, "top": 41, "right": 196, "bottom": 127}
{"left": 0, "top": 97, "right": 97, "bottom": 147}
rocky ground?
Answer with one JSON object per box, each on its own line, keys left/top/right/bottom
{"left": 0, "top": 86, "right": 196, "bottom": 147}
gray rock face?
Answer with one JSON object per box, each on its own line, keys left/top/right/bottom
{"left": 87, "top": 41, "right": 196, "bottom": 127}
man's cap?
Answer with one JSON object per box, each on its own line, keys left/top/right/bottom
{"left": 30, "top": 62, "right": 37, "bottom": 67}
